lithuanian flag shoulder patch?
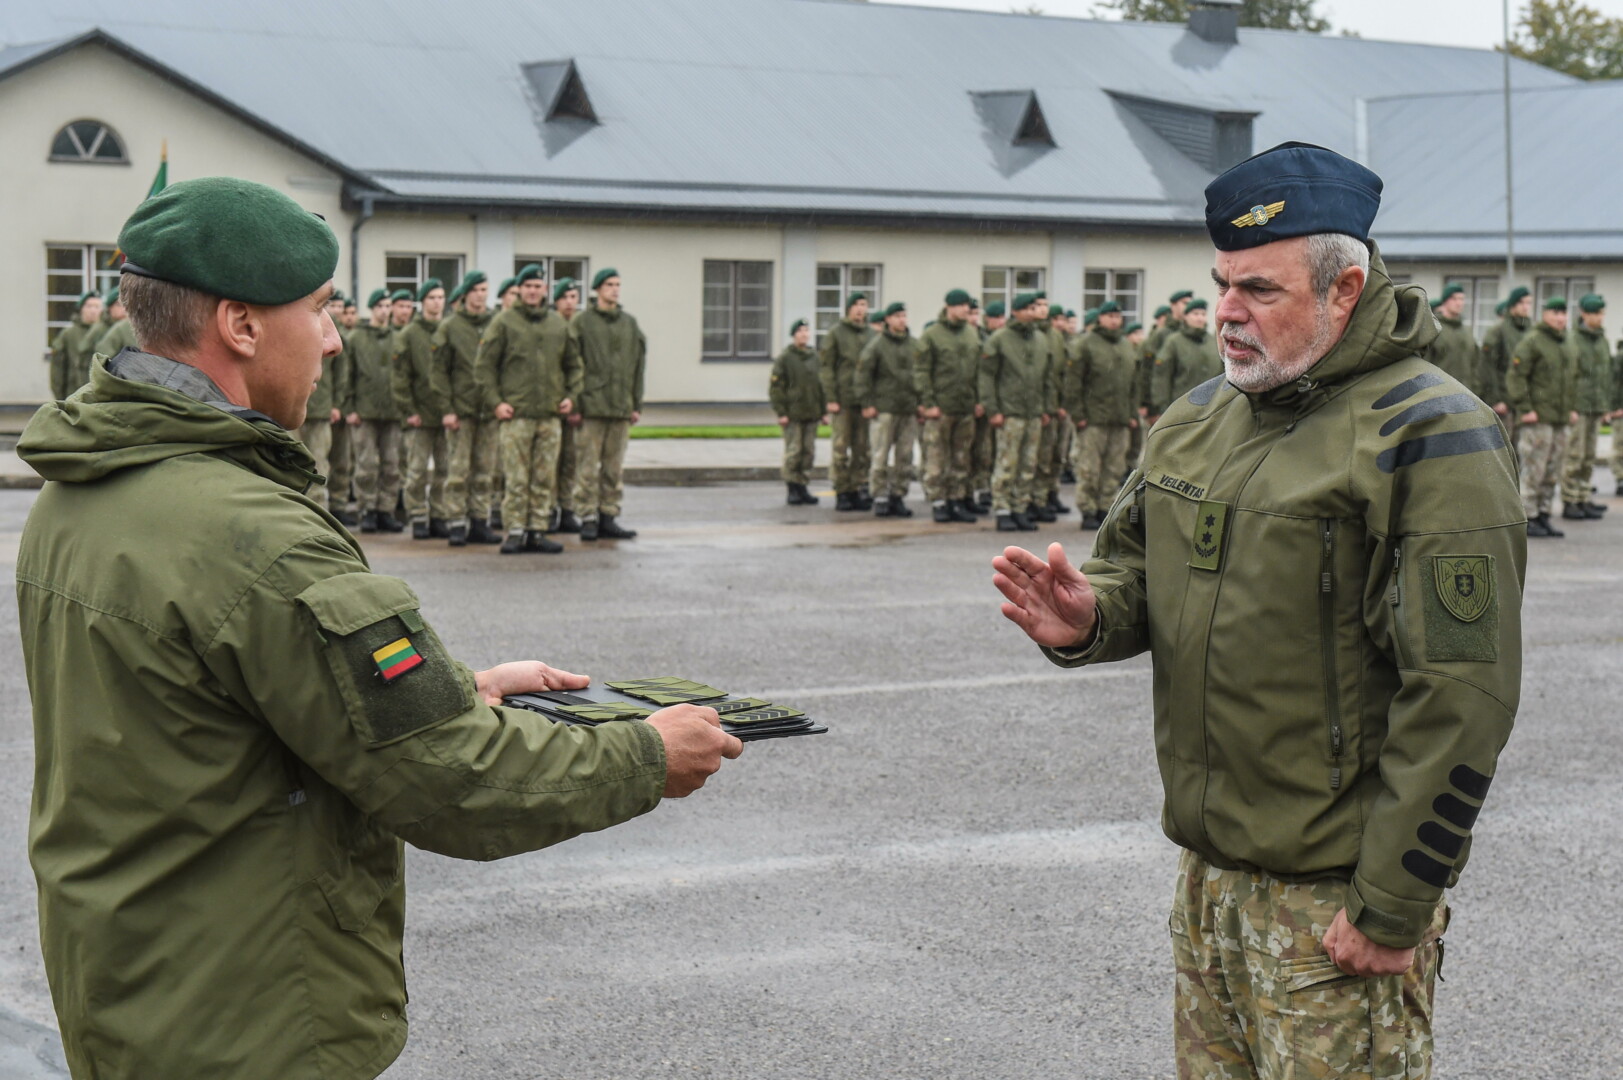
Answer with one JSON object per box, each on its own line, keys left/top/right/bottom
{"left": 373, "top": 637, "right": 424, "bottom": 683}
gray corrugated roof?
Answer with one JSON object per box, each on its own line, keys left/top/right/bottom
{"left": 0, "top": 0, "right": 1575, "bottom": 229}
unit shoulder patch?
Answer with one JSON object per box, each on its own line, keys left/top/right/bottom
{"left": 1420, "top": 554, "right": 1498, "bottom": 663}
{"left": 1433, "top": 555, "right": 1493, "bottom": 623}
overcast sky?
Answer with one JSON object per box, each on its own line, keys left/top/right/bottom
{"left": 883, "top": 0, "right": 1623, "bottom": 51}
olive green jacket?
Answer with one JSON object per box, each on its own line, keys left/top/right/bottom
{"left": 91, "top": 318, "right": 138, "bottom": 362}
{"left": 1425, "top": 315, "right": 1480, "bottom": 396}
{"left": 476, "top": 302, "right": 577, "bottom": 420}
{"left": 49, "top": 317, "right": 102, "bottom": 400}
{"left": 978, "top": 321, "right": 1056, "bottom": 420}
{"left": 16, "top": 351, "right": 666, "bottom": 1079}
{"left": 913, "top": 317, "right": 981, "bottom": 416}
{"left": 391, "top": 315, "right": 446, "bottom": 426}
{"left": 769, "top": 344, "right": 824, "bottom": 422}
{"left": 855, "top": 329, "right": 920, "bottom": 415}
{"left": 1140, "top": 317, "right": 1181, "bottom": 410}
{"left": 1151, "top": 325, "right": 1223, "bottom": 414}
{"left": 1572, "top": 324, "right": 1611, "bottom": 414}
{"left": 1046, "top": 255, "right": 1523, "bottom": 950}
{"left": 347, "top": 321, "right": 400, "bottom": 421}
{"left": 1478, "top": 314, "right": 1529, "bottom": 406}
{"left": 1615, "top": 343, "right": 1623, "bottom": 411}
{"left": 1506, "top": 320, "right": 1578, "bottom": 423}
{"left": 567, "top": 304, "right": 646, "bottom": 420}
{"left": 1063, "top": 327, "right": 1138, "bottom": 426}
{"left": 432, "top": 309, "right": 494, "bottom": 419}
{"left": 819, "top": 318, "right": 869, "bottom": 407}
{"left": 306, "top": 350, "right": 340, "bottom": 421}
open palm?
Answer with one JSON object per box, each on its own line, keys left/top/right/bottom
{"left": 991, "top": 542, "right": 1098, "bottom": 649}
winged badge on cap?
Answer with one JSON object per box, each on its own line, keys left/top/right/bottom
{"left": 1231, "top": 201, "right": 1286, "bottom": 228}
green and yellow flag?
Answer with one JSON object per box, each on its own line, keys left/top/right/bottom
{"left": 115, "top": 142, "right": 169, "bottom": 263}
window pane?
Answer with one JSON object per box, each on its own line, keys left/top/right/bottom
{"left": 515, "top": 256, "right": 541, "bottom": 276}
{"left": 93, "top": 128, "right": 125, "bottom": 161}
{"left": 816, "top": 266, "right": 842, "bottom": 288}
{"left": 850, "top": 266, "right": 878, "bottom": 289}
{"left": 1113, "top": 271, "right": 1140, "bottom": 293}
{"left": 427, "top": 256, "right": 463, "bottom": 288}
{"left": 815, "top": 287, "right": 841, "bottom": 310}
{"left": 1015, "top": 268, "right": 1044, "bottom": 290}
{"left": 553, "top": 258, "right": 587, "bottom": 285}
{"left": 50, "top": 127, "right": 80, "bottom": 159}
{"left": 739, "top": 261, "right": 772, "bottom": 286}
{"left": 1084, "top": 270, "right": 1107, "bottom": 292}
{"left": 702, "top": 330, "right": 731, "bottom": 355}
{"left": 703, "top": 261, "right": 732, "bottom": 287}
{"left": 982, "top": 267, "right": 1007, "bottom": 290}
{"left": 386, "top": 255, "right": 418, "bottom": 279}
{"left": 46, "top": 246, "right": 84, "bottom": 271}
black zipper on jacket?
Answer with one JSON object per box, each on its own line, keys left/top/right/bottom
{"left": 1389, "top": 542, "right": 1414, "bottom": 669}
{"left": 1319, "top": 518, "right": 1343, "bottom": 790}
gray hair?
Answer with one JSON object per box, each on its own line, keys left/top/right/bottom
{"left": 119, "top": 271, "right": 218, "bottom": 357}
{"left": 1305, "top": 233, "right": 1371, "bottom": 299}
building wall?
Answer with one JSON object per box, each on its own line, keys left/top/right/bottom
{"left": 0, "top": 43, "right": 346, "bottom": 403}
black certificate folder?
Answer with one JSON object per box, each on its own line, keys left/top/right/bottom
{"left": 504, "top": 679, "right": 827, "bottom": 742}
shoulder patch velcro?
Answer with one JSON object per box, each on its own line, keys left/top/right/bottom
{"left": 1421, "top": 554, "right": 1498, "bottom": 661}
{"left": 1187, "top": 374, "right": 1225, "bottom": 406}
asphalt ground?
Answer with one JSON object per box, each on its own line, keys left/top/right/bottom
{"left": 0, "top": 475, "right": 1617, "bottom": 1078}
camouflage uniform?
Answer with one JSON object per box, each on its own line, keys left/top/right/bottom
{"left": 1613, "top": 341, "right": 1623, "bottom": 484}
{"left": 499, "top": 419, "right": 563, "bottom": 530}
{"left": 979, "top": 320, "right": 1055, "bottom": 515}
{"left": 475, "top": 300, "right": 577, "bottom": 534}
{"left": 915, "top": 316, "right": 982, "bottom": 505}
{"left": 432, "top": 308, "right": 499, "bottom": 525}
{"left": 770, "top": 342, "right": 824, "bottom": 486}
{"left": 970, "top": 414, "right": 995, "bottom": 497}
{"left": 295, "top": 349, "right": 341, "bottom": 509}
{"left": 573, "top": 419, "right": 631, "bottom": 517}
{"left": 1065, "top": 325, "right": 1139, "bottom": 514}
{"left": 346, "top": 321, "right": 402, "bottom": 515}
{"left": 567, "top": 304, "right": 646, "bottom": 525}
{"left": 820, "top": 317, "right": 874, "bottom": 495}
{"left": 857, "top": 327, "right": 920, "bottom": 499}
{"left": 1560, "top": 322, "right": 1611, "bottom": 507}
{"left": 1033, "top": 321, "right": 1071, "bottom": 501}
{"left": 1507, "top": 320, "right": 1577, "bottom": 517}
{"left": 328, "top": 334, "right": 355, "bottom": 514}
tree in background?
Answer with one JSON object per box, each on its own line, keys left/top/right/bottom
{"left": 1505, "top": 0, "right": 1623, "bottom": 79}
{"left": 1090, "top": 0, "right": 1330, "bottom": 33}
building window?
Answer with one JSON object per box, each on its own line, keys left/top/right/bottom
{"left": 49, "top": 120, "right": 127, "bottom": 164}
{"left": 1084, "top": 269, "right": 1143, "bottom": 323}
{"left": 1536, "top": 275, "right": 1594, "bottom": 313}
{"left": 43, "top": 243, "right": 120, "bottom": 346}
{"left": 385, "top": 253, "right": 465, "bottom": 298}
{"left": 1442, "top": 275, "right": 1500, "bottom": 339}
{"left": 701, "top": 261, "right": 773, "bottom": 360}
{"left": 815, "top": 264, "right": 882, "bottom": 345}
{"left": 982, "top": 267, "right": 1047, "bottom": 314}
{"left": 513, "top": 256, "right": 591, "bottom": 295}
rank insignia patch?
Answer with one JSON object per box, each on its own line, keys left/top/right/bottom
{"left": 1189, "top": 500, "right": 1229, "bottom": 571}
{"left": 1433, "top": 555, "right": 1493, "bottom": 622}
{"left": 1231, "top": 201, "right": 1285, "bottom": 228}
{"left": 373, "top": 637, "right": 424, "bottom": 682}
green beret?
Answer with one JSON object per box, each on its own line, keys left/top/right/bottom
{"left": 553, "top": 277, "right": 579, "bottom": 302}
{"left": 1083, "top": 307, "right": 1100, "bottom": 324}
{"left": 1012, "top": 292, "right": 1039, "bottom": 311}
{"left": 1034, "top": 290, "right": 1047, "bottom": 301}
{"left": 1125, "top": 322, "right": 1143, "bottom": 334}
{"left": 415, "top": 278, "right": 444, "bottom": 303}
{"left": 103, "top": 285, "right": 120, "bottom": 305}
{"left": 117, "top": 176, "right": 338, "bottom": 305}
{"left": 1096, "top": 300, "right": 1122, "bottom": 316}
{"left": 968, "top": 297, "right": 980, "bottom": 310}
{"left": 592, "top": 267, "right": 619, "bottom": 290}
{"left": 497, "top": 276, "right": 519, "bottom": 297}
{"left": 389, "top": 289, "right": 412, "bottom": 303}
{"left": 77, "top": 290, "right": 98, "bottom": 307}
{"left": 1154, "top": 304, "right": 1172, "bottom": 319}
{"left": 1494, "top": 300, "right": 1508, "bottom": 317}
{"left": 883, "top": 302, "right": 906, "bottom": 318}
{"left": 1543, "top": 296, "right": 1567, "bottom": 312}
{"left": 1506, "top": 286, "right": 1530, "bottom": 307}
{"left": 1170, "top": 290, "right": 1194, "bottom": 303}
{"left": 789, "top": 318, "right": 808, "bottom": 335}
{"left": 944, "top": 288, "right": 973, "bottom": 307}
{"left": 1184, "top": 299, "right": 1208, "bottom": 312}
{"left": 1579, "top": 293, "right": 1605, "bottom": 313}
{"left": 985, "top": 302, "right": 1006, "bottom": 318}
{"left": 845, "top": 292, "right": 869, "bottom": 312}
{"left": 460, "top": 270, "right": 487, "bottom": 290}
{"left": 1429, "top": 296, "right": 1444, "bottom": 310}
{"left": 366, "top": 288, "right": 389, "bottom": 309}
{"left": 516, "top": 263, "right": 545, "bottom": 286}
{"left": 1438, "top": 283, "right": 1466, "bottom": 303}
{"left": 868, "top": 311, "right": 886, "bottom": 325}
{"left": 447, "top": 283, "right": 466, "bottom": 304}
{"left": 342, "top": 296, "right": 356, "bottom": 309}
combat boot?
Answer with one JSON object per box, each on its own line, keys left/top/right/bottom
{"left": 996, "top": 512, "right": 1019, "bottom": 532}
{"left": 855, "top": 488, "right": 875, "bottom": 511}
{"left": 797, "top": 484, "right": 820, "bottom": 506}
{"left": 1028, "top": 501, "right": 1057, "bottom": 524}
{"left": 787, "top": 483, "right": 802, "bottom": 506}
{"left": 334, "top": 509, "right": 360, "bottom": 528}
{"left": 976, "top": 490, "right": 993, "bottom": 512}
{"left": 1562, "top": 503, "right": 1590, "bottom": 521}
{"left": 1585, "top": 502, "right": 1608, "bottom": 517}
{"left": 1540, "top": 512, "right": 1565, "bottom": 537}
{"left": 360, "top": 510, "right": 379, "bottom": 534}
{"left": 429, "top": 518, "right": 450, "bottom": 539}
{"left": 835, "top": 491, "right": 856, "bottom": 512}
{"left": 377, "top": 512, "right": 405, "bottom": 534}
{"left": 1013, "top": 512, "right": 1038, "bottom": 531}
{"left": 1080, "top": 510, "right": 1103, "bottom": 531}
{"left": 447, "top": 523, "right": 468, "bottom": 547}
{"left": 598, "top": 515, "right": 638, "bottom": 540}
{"left": 932, "top": 502, "right": 953, "bottom": 523}
{"left": 499, "top": 531, "right": 526, "bottom": 554}
{"left": 546, "top": 507, "right": 562, "bottom": 533}
{"left": 412, "top": 520, "right": 431, "bottom": 540}
{"left": 555, "top": 510, "right": 582, "bottom": 533}
{"left": 580, "top": 516, "right": 599, "bottom": 541}
{"left": 524, "top": 529, "right": 563, "bottom": 554}
{"left": 468, "top": 518, "right": 502, "bottom": 544}
{"left": 873, "top": 496, "right": 894, "bottom": 517}
{"left": 949, "top": 500, "right": 978, "bottom": 523}
{"left": 1061, "top": 466, "right": 1076, "bottom": 484}
{"left": 1047, "top": 491, "right": 1071, "bottom": 515}
{"left": 889, "top": 496, "right": 913, "bottom": 518}
{"left": 490, "top": 508, "right": 504, "bottom": 532}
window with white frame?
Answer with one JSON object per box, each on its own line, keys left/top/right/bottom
{"left": 385, "top": 253, "right": 465, "bottom": 298}
{"left": 982, "top": 266, "right": 1046, "bottom": 315}
{"left": 1536, "top": 275, "right": 1595, "bottom": 313}
{"left": 1083, "top": 269, "right": 1143, "bottom": 323}
{"left": 513, "top": 256, "right": 591, "bottom": 296}
{"left": 814, "top": 264, "right": 882, "bottom": 345}
{"left": 1442, "top": 275, "right": 1500, "bottom": 339}
{"left": 44, "top": 243, "right": 120, "bottom": 347}
{"left": 49, "top": 120, "right": 128, "bottom": 164}
{"left": 702, "top": 260, "right": 773, "bottom": 359}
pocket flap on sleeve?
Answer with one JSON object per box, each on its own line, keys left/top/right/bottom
{"left": 297, "top": 573, "right": 421, "bottom": 637}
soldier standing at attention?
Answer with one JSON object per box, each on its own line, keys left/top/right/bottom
{"left": 91, "top": 287, "right": 137, "bottom": 359}
{"left": 329, "top": 295, "right": 360, "bottom": 526}
{"left": 496, "top": 276, "right": 520, "bottom": 311}
{"left": 432, "top": 271, "right": 502, "bottom": 546}
{"left": 821, "top": 293, "right": 875, "bottom": 512}
{"left": 995, "top": 143, "right": 1523, "bottom": 1080}
{"left": 567, "top": 268, "right": 644, "bottom": 542}
{"left": 1135, "top": 291, "right": 1189, "bottom": 448}
{"left": 915, "top": 288, "right": 982, "bottom": 523}
{"left": 1065, "top": 300, "right": 1138, "bottom": 530}
{"left": 16, "top": 177, "right": 741, "bottom": 1080}
{"left": 982, "top": 292, "right": 1054, "bottom": 533}
{"left": 1424, "top": 283, "right": 1479, "bottom": 393}
{"left": 770, "top": 319, "right": 824, "bottom": 506}
{"left": 857, "top": 302, "right": 920, "bottom": 518}
{"left": 550, "top": 277, "right": 585, "bottom": 534}
{"left": 476, "top": 263, "right": 572, "bottom": 555}
{"left": 49, "top": 290, "right": 103, "bottom": 400}
{"left": 1559, "top": 294, "right": 1612, "bottom": 522}
{"left": 346, "top": 289, "right": 405, "bottom": 533}
{"left": 298, "top": 302, "right": 344, "bottom": 511}
{"left": 1508, "top": 296, "right": 1580, "bottom": 538}
{"left": 1150, "top": 298, "right": 1222, "bottom": 418}
{"left": 1481, "top": 285, "right": 1531, "bottom": 436}
{"left": 1029, "top": 294, "right": 1069, "bottom": 522}
{"left": 970, "top": 300, "right": 1007, "bottom": 512}
{"left": 1612, "top": 336, "right": 1623, "bottom": 496}
{"left": 394, "top": 279, "right": 452, "bottom": 540}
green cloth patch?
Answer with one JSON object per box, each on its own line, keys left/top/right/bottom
{"left": 1189, "top": 500, "right": 1228, "bottom": 571}
{"left": 1423, "top": 554, "right": 1498, "bottom": 662}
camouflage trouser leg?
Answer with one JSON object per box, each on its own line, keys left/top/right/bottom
{"left": 1055, "top": 421, "right": 1074, "bottom": 483}
{"left": 1516, "top": 422, "right": 1570, "bottom": 517}
{"left": 328, "top": 422, "right": 354, "bottom": 513}
{"left": 499, "top": 417, "right": 562, "bottom": 532}
{"left": 868, "top": 413, "right": 918, "bottom": 498}
{"left": 1171, "top": 849, "right": 1446, "bottom": 1080}
{"left": 991, "top": 416, "right": 1040, "bottom": 514}
{"left": 1560, "top": 413, "right": 1602, "bottom": 506}
{"left": 829, "top": 410, "right": 871, "bottom": 494}
{"left": 352, "top": 420, "right": 402, "bottom": 514}
{"left": 1033, "top": 421, "right": 1059, "bottom": 499}
{"left": 1075, "top": 424, "right": 1132, "bottom": 512}
{"left": 297, "top": 420, "right": 334, "bottom": 510}
{"left": 971, "top": 413, "right": 995, "bottom": 494}
{"left": 446, "top": 419, "right": 500, "bottom": 522}
{"left": 782, "top": 421, "right": 817, "bottom": 485}
{"left": 1610, "top": 415, "right": 1623, "bottom": 485}
{"left": 402, "top": 426, "right": 451, "bottom": 523}
{"left": 556, "top": 419, "right": 579, "bottom": 513}
{"left": 574, "top": 417, "right": 632, "bottom": 520}
{"left": 921, "top": 414, "right": 975, "bottom": 502}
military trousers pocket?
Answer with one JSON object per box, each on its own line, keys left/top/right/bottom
{"left": 1279, "top": 955, "right": 1413, "bottom": 1080}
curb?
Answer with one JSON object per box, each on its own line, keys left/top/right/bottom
{"left": 0, "top": 469, "right": 817, "bottom": 492}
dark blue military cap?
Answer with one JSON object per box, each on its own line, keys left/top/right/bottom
{"left": 1204, "top": 142, "right": 1382, "bottom": 252}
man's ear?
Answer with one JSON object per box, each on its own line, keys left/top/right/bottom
{"left": 216, "top": 300, "right": 261, "bottom": 359}
{"left": 1331, "top": 265, "right": 1367, "bottom": 324}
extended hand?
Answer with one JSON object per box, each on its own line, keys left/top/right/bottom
{"left": 1322, "top": 908, "right": 1415, "bottom": 977}
{"left": 475, "top": 661, "right": 590, "bottom": 705}
{"left": 648, "top": 704, "right": 744, "bottom": 798}
{"left": 992, "top": 542, "right": 1098, "bottom": 649}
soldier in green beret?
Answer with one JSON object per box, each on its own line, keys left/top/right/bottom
{"left": 1138, "top": 291, "right": 1191, "bottom": 437}
{"left": 770, "top": 319, "right": 825, "bottom": 505}
{"left": 916, "top": 289, "right": 983, "bottom": 523}
{"left": 969, "top": 300, "right": 1007, "bottom": 510}
{"left": 856, "top": 301, "right": 919, "bottom": 517}
{"left": 1559, "top": 293, "right": 1611, "bottom": 520}
{"left": 1423, "top": 283, "right": 1479, "bottom": 393}
{"left": 328, "top": 296, "right": 360, "bottom": 525}
{"left": 48, "top": 290, "right": 104, "bottom": 399}
{"left": 1064, "top": 300, "right": 1138, "bottom": 530}
{"left": 981, "top": 291, "right": 1056, "bottom": 531}
{"left": 394, "top": 279, "right": 453, "bottom": 539}
{"left": 496, "top": 276, "right": 520, "bottom": 311}
{"left": 566, "top": 268, "right": 646, "bottom": 541}
{"left": 430, "top": 271, "right": 502, "bottom": 545}
{"left": 821, "top": 292, "right": 876, "bottom": 512}
{"left": 1030, "top": 294, "right": 1072, "bottom": 521}
{"left": 90, "top": 287, "right": 138, "bottom": 359}
{"left": 1150, "top": 298, "right": 1222, "bottom": 417}
{"left": 1509, "top": 297, "right": 1580, "bottom": 536}
{"left": 346, "top": 288, "right": 406, "bottom": 532}
{"left": 295, "top": 291, "right": 347, "bottom": 510}
{"left": 1612, "top": 335, "right": 1623, "bottom": 496}
{"left": 1480, "top": 285, "right": 1531, "bottom": 435}
{"left": 549, "top": 277, "right": 585, "bottom": 534}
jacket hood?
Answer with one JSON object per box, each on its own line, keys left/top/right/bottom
{"left": 19, "top": 352, "right": 319, "bottom": 490}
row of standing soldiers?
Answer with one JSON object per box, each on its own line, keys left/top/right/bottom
{"left": 771, "top": 288, "right": 1222, "bottom": 530}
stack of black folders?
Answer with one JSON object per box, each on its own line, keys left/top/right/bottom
{"left": 504, "top": 676, "right": 827, "bottom": 742}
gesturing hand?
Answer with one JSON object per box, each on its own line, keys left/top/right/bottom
{"left": 991, "top": 542, "right": 1098, "bottom": 650}
{"left": 648, "top": 704, "right": 744, "bottom": 798}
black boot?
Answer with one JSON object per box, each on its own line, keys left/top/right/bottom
{"left": 555, "top": 510, "right": 582, "bottom": 534}
{"left": 787, "top": 483, "right": 801, "bottom": 506}
{"left": 490, "top": 508, "right": 504, "bottom": 533}
{"left": 854, "top": 489, "right": 875, "bottom": 511}
{"left": 1029, "top": 501, "right": 1057, "bottom": 524}
{"left": 377, "top": 512, "right": 405, "bottom": 534}
{"left": 889, "top": 496, "right": 913, "bottom": 518}
{"left": 429, "top": 518, "right": 451, "bottom": 539}
{"left": 580, "top": 516, "right": 599, "bottom": 541}
{"left": 468, "top": 518, "right": 502, "bottom": 544}
{"left": 546, "top": 507, "right": 562, "bottom": 533}
{"left": 1061, "top": 467, "right": 1076, "bottom": 484}
{"left": 797, "top": 483, "right": 820, "bottom": 506}
{"left": 1562, "top": 503, "right": 1590, "bottom": 521}
{"left": 1584, "top": 502, "right": 1608, "bottom": 518}
{"left": 412, "top": 520, "right": 431, "bottom": 540}
{"left": 1048, "top": 491, "right": 1071, "bottom": 515}
{"left": 976, "top": 490, "right": 993, "bottom": 512}
{"left": 964, "top": 496, "right": 988, "bottom": 517}
{"left": 500, "top": 531, "right": 527, "bottom": 554}
{"left": 949, "top": 499, "right": 978, "bottom": 523}
{"left": 335, "top": 509, "right": 360, "bottom": 528}
{"left": 598, "top": 515, "right": 638, "bottom": 539}
{"left": 932, "top": 502, "right": 953, "bottom": 523}
{"left": 1540, "top": 512, "right": 1565, "bottom": 538}
{"left": 1013, "top": 512, "right": 1038, "bottom": 532}
{"left": 448, "top": 523, "right": 467, "bottom": 547}
{"left": 836, "top": 492, "right": 857, "bottom": 512}
{"left": 873, "top": 496, "right": 894, "bottom": 517}
{"left": 360, "top": 510, "right": 379, "bottom": 534}
{"left": 525, "top": 529, "right": 563, "bottom": 553}
{"left": 996, "top": 513, "right": 1019, "bottom": 532}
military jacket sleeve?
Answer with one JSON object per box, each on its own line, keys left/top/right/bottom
{"left": 854, "top": 336, "right": 879, "bottom": 408}
{"left": 632, "top": 319, "right": 647, "bottom": 413}
{"left": 978, "top": 338, "right": 1002, "bottom": 417}
{"left": 332, "top": 341, "right": 353, "bottom": 417}
{"left": 1504, "top": 334, "right": 1537, "bottom": 416}
{"left": 428, "top": 324, "right": 455, "bottom": 419}
{"left": 474, "top": 317, "right": 507, "bottom": 416}
{"left": 818, "top": 331, "right": 839, "bottom": 406}
{"left": 913, "top": 335, "right": 938, "bottom": 410}
{"left": 49, "top": 330, "right": 70, "bottom": 401}
{"left": 206, "top": 534, "right": 667, "bottom": 859}
{"left": 388, "top": 332, "right": 414, "bottom": 419}
{"left": 564, "top": 320, "right": 586, "bottom": 407}
{"left": 768, "top": 350, "right": 791, "bottom": 416}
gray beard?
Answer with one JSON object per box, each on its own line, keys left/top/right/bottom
{"left": 1220, "top": 303, "right": 1337, "bottom": 393}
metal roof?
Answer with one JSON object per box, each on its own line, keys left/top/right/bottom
{"left": 0, "top": 0, "right": 1575, "bottom": 231}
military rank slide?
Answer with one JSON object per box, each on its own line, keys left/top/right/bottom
{"left": 504, "top": 676, "right": 826, "bottom": 742}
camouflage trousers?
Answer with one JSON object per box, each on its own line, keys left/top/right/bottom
{"left": 1129, "top": 416, "right": 1146, "bottom": 469}
{"left": 1074, "top": 423, "right": 1133, "bottom": 512}
{"left": 556, "top": 418, "right": 580, "bottom": 513}
{"left": 1172, "top": 850, "right": 1447, "bottom": 1080}
{"left": 921, "top": 413, "right": 975, "bottom": 502}
{"left": 296, "top": 419, "right": 333, "bottom": 510}
{"left": 329, "top": 421, "right": 354, "bottom": 513}
{"left": 574, "top": 417, "right": 632, "bottom": 520}
{"left": 868, "top": 412, "right": 918, "bottom": 497}
{"left": 1612, "top": 414, "right": 1623, "bottom": 481}
{"left": 402, "top": 425, "right": 451, "bottom": 523}
{"left": 781, "top": 420, "right": 818, "bottom": 485}
{"left": 1515, "top": 421, "right": 1570, "bottom": 517}
{"left": 1560, "top": 412, "right": 1604, "bottom": 506}
{"left": 445, "top": 419, "right": 500, "bottom": 522}
{"left": 499, "top": 417, "right": 562, "bottom": 532}
{"left": 970, "top": 413, "right": 995, "bottom": 494}
{"left": 991, "top": 416, "right": 1041, "bottom": 514}
{"left": 351, "top": 419, "right": 401, "bottom": 514}
{"left": 1034, "top": 419, "right": 1069, "bottom": 500}
{"left": 829, "top": 409, "right": 872, "bottom": 494}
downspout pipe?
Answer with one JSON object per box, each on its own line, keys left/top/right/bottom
{"left": 350, "top": 192, "right": 377, "bottom": 304}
